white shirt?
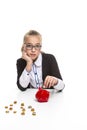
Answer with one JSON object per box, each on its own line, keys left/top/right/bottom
{"left": 19, "top": 53, "right": 65, "bottom": 91}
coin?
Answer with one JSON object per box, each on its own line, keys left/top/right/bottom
{"left": 5, "top": 110, "right": 9, "bottom": 113}
{"left": 28, "top": 105, "right": 32, "bottom": 109}
{"left": 22, "top": 108, "right": 26, "bottom": 111}
{"left": 31, "top": 108, "right": 35, "bottom": 112}
{"left": 13, "top": 111, "right": 17, "bottom": 114}
{"left": 21, "top": 112, "right": 25, "bottom": 115}
{"left": 32, "top": 112, "right": 36, "bottom": 116}
{"left": 9, "top": 107, "right": 13, "bottom": 110}
{"left": 13, "top": 101, "right": 17, "bottom": 104}
{"left": 21, "top": 103, "right": 24, "bottom": 106}
{"left": 10, "top": 104, "right": 13, "bottom": 106}
{"left": 5, "top": 106, "right": 8, "bottom": 109}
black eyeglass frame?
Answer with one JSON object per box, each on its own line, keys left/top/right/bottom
{"left": 25, "top": 43, "right": 42, "bottom": 50}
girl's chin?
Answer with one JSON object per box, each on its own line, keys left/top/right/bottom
{"left": 32, "top": 57, "right": 38, "bottom": 62}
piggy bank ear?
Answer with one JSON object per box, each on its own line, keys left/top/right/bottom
{"left": 35, "top": 88, "right": 50, "bottom": 102}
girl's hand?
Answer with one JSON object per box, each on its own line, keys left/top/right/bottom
{"left": 44, "top": 76, "right": 58, "bottom": 88}
{"left": 22, "top": 51, "right": 32, "bottom": 63}
{"left": 22, "top": 45, "right": 33, "bottom": 72}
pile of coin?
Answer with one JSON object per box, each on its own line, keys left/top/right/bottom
{"left": 4, "top": 100, "right": 36, "bottom": 116}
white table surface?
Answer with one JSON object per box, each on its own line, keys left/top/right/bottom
{"left": 0, "top": 85, "right": 87, "bottom": 130}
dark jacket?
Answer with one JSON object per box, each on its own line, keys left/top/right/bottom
{"left": 16, "top": 53, "right": 63, "bottom": 91}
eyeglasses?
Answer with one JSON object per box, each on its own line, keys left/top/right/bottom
{"left": 25, "top": 43, "right": 42, "bottom": 50}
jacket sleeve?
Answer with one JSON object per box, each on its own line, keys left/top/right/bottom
{"left": 49, "top": 54, "right": 63, "bottom": 80}
{"left": 16, "top": 58, "right": 30, "bottom": 91}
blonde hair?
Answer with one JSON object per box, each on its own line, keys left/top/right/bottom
{"left": 21, "top": 30, "right": 42, "bottom": 52}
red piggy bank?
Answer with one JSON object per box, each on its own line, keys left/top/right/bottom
{"left": 35, "top": 87, "right": 50, "bottom": 102}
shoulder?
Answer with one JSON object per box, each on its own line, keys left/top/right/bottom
{"left": 16, "top": 58, "right": 26, "bottom": 65}
{"left": 42, "top": 52, "right": 55, "bottom": 58}
{"left": 41, "top": 52, "right": 56, "bottom": 60}
{"left": 17, "top": 58, "right": 25, "bottom": 62}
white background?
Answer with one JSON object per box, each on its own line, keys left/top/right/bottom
{"left": 0, "top": 0, "right": 87, "bottom": 129}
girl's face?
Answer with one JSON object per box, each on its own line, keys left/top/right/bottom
{"left": 24, "top": 35, "right": 42, "bottom": 61}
